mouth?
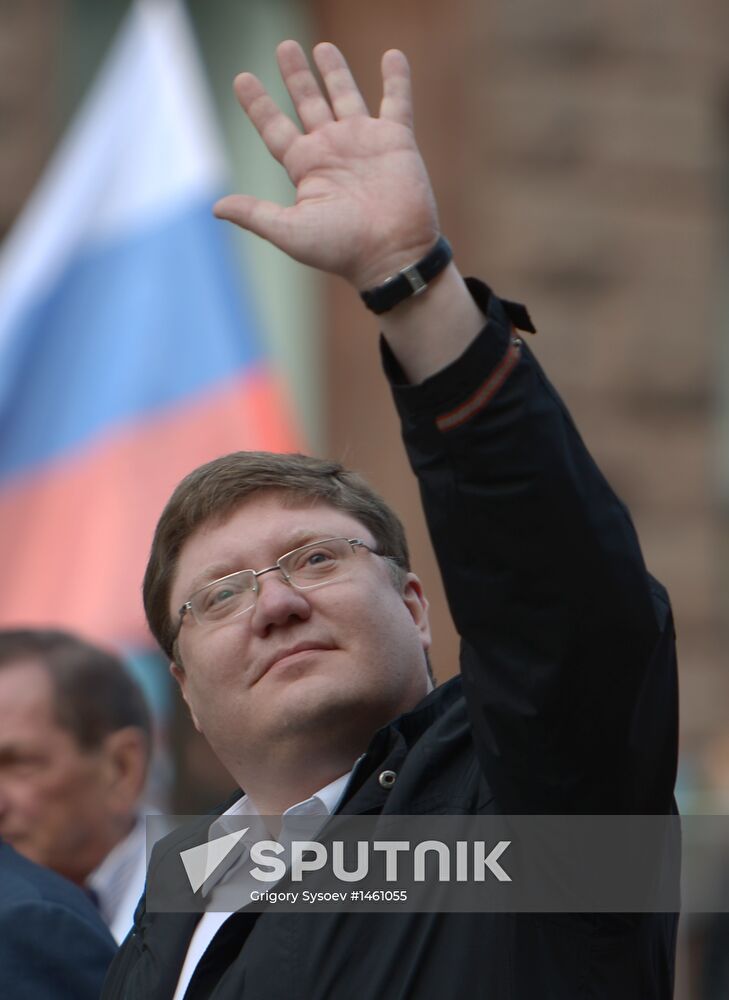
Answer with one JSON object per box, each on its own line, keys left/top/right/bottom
{"left": 257, "top": 642, "right": 334, "bottom": 681}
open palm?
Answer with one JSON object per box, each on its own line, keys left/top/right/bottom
{"left": 215, "top": 42, "right": 439, "bottom": 291}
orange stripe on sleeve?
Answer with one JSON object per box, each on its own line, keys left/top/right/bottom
{"left": 435, "top": 339, "right": 522, "bottom": 433}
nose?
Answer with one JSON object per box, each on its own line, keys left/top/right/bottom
{"left": 249, "top": 568, "right": 312, "bottom": 636}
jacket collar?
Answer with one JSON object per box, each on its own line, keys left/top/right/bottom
{"left": 338, "top": 677, "right": 463, "bottom": 814}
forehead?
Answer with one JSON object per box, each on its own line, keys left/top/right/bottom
{"left": 0, "top": 660, "right": 59, "bottom": 736}
{"left": 170, "top": 493, "right": 374, "bottom": 609}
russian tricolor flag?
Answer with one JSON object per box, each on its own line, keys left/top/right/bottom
{"left": 0, "top": 0, "right": 300, "bottom": 650}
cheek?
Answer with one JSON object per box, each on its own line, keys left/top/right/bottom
{"left": 356, "top": 590, "right": 417, "bottom": 645}
{"left": 186, "top": 671, "right": 241, "bottom": 730}
{"left": 180, "top": 620, "right": 252, "bottom": 680}
{"left": 3, "top": 778, "right": 75, "bottom": 860}
{"left": 40, "top": 770, "right": 108, "bottom": 861}
{"left": 41, "top": 755, "right": 107, "bottom": 817}
{"left": 180, "top": 661, "right": 243, "bottom": 733}
{"left": 0, "top": 777, "right": 44, "bottom": 821}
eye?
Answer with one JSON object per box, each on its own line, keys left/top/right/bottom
{"left": 306, "top": 549, "right": 335, "bottom": 566}
{"left": 289, "top": 542, "right": 341, "bottom": 577}
{"left": 0, "top": 750, "right": 44, "bottom": 776}
{"left": 198, "top": 575, "right": 249, "bottom": 616}
{"left": 207, "top": 587, "right": 236, "bottom": 607}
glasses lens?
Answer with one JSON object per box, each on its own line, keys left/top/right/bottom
{"left": 193, "top": 571, "right": 256, "bottom": 623}
{"left": 283, "top": 538, "right": 353, "bottom": 588}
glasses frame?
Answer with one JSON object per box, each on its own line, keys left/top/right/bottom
{"left": 176, "top": 536, "right": 376, "bottom": 635}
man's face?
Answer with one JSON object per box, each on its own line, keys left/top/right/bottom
{"left": 0, "top": 661, "right": 117, "bottom": 884}
{"left": 169, "top": 493, "right": 432, "bottom": 777}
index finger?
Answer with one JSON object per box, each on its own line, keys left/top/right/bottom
{"left": 233, "top": 71, "right": 301, "bottom": 164}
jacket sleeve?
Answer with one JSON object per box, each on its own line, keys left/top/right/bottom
{"left": 383, "top": 279, "right": 678, "bottom": 814}
{"left": 0, "top": 898, "right": 116, "bottom": 1000}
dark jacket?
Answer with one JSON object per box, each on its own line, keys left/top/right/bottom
{"left": 103, "top": 282, "right": 678, "bottom": 999}
{"left": 0, "top": 840, "right": 117, "bottom": 1000}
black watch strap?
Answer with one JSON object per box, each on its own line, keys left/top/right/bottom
{"left": 360, "top": 236, "right": 453, "bottom": 315}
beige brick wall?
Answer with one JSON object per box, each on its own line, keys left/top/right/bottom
{"left": 0, "top": 0, "right": 62, "bottom": 238}
{"left": 314, "top": 0, "right": 729, "bottom": 752}
{"left": 469, "top": 0, "right": 729, "bottom": 750}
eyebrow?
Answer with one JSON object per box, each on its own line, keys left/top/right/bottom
{"left": 186, "top": 529, "right": 341, "bottom": 595}
{"left": 0, "top": 743, "right": 40, "bottom": 763}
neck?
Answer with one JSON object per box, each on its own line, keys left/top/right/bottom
{"left": 230, "top": 749, "right": 355, "bottom": 817}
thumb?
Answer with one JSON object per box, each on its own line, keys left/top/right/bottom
{"left": 213, "top": 195, "right": 290, "bottom": 248}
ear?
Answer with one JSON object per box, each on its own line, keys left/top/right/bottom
{"left": 170, "top": 661, "right": 203, "bottom": 733}
{"left": 400, "top": 573, "right": 432, "bottom": 652}
{"left": 100, "top": 726, "right": 149, "bottom": 816}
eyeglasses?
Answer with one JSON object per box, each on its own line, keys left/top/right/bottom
{"left": 177, "top": 537, "right": 377, "bottom": 631}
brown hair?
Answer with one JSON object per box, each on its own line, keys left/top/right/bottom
{"left": 0, "top": 629, "right": 152, "bottom": 752}
{"left": 143, "top": 452, "right": 411, "bottom": 661}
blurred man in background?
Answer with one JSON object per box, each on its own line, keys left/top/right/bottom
{"left": 0, "top": 628, "right": 152, "bottom": 942}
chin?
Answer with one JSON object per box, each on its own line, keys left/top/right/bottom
{"left": 262, "top": 686, "right": 364, "bottom": 743}
{"left": 293, "top": 687, "right": 403, "bottom": 740}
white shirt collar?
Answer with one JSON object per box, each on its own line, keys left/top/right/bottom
{"left": 202, "top": 771, "right": 352, "bottom": 897}
{"left": 86, "top": 817, "right": 146, "bottom": 926}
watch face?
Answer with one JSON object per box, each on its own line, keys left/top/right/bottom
{"left": 361, "top": 237, "right": 452, "bottom": 314}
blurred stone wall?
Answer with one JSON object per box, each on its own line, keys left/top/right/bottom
{"left": 312, "top": 0, "right": 729, "bottom": 756}
{"left": 0, "top": 0, "right": 62, "bottom": 238}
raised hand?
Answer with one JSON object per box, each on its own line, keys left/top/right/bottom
{"left": 214, "top": 41, "right": 439, "bottom": 291}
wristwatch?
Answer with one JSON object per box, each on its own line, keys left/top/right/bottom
{"left": 360, "top": 236, "right": 453, "bottom": 315}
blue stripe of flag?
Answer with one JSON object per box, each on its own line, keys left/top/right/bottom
{"left": 0, "top": 198, "right": 263, "bottom": 480}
